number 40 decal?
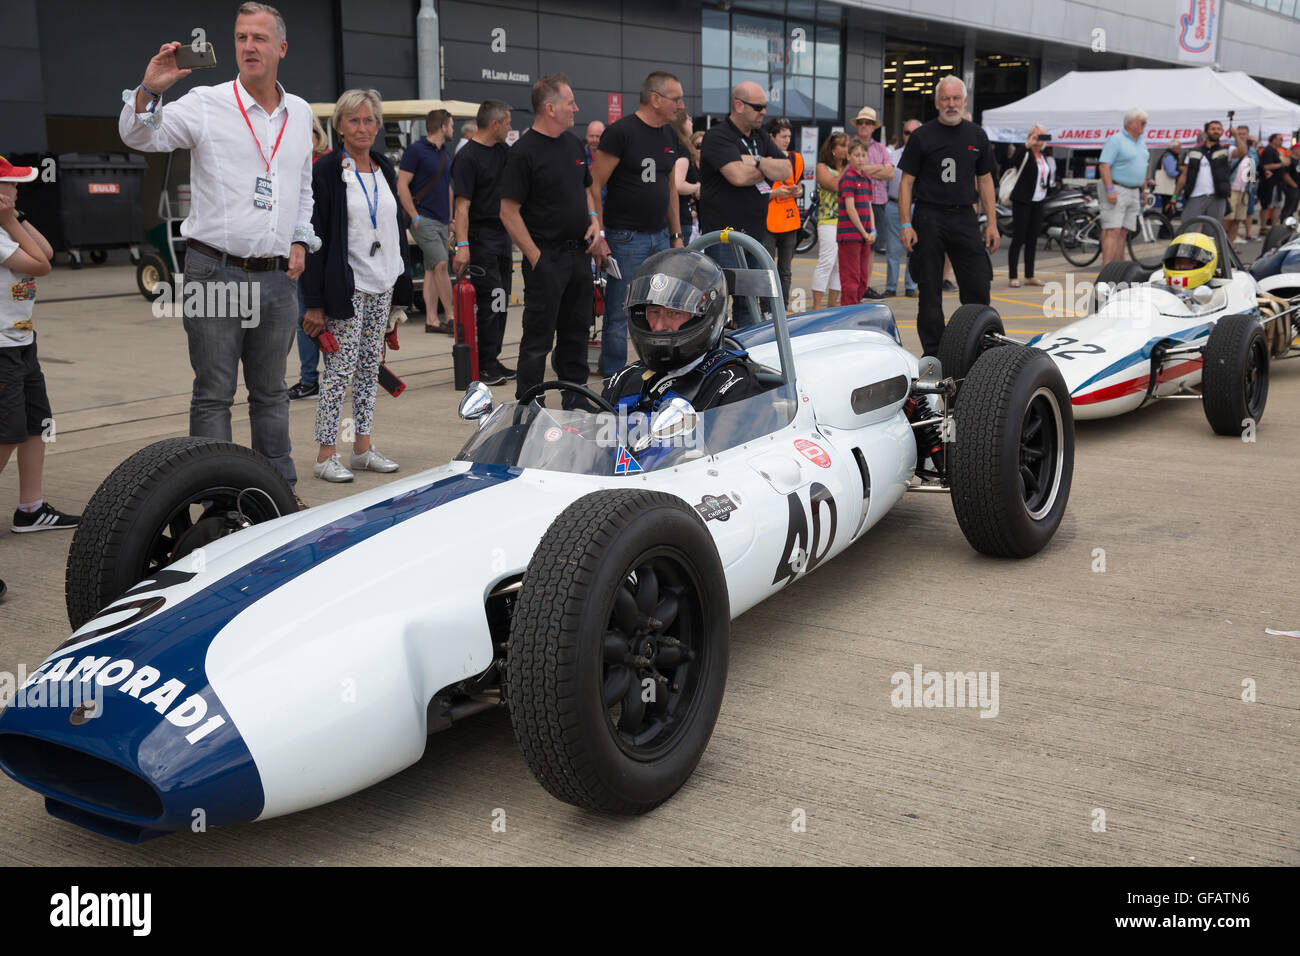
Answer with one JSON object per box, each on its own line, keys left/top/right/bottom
{"left": 1041, "top": 336, "right": 1104, "bottom": 360}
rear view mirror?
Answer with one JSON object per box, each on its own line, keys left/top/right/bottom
{"left": 458, "top": 381, "right": 494, "bottom": 422}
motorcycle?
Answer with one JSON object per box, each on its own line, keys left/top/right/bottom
{"left": 795, "top": 203, "right": 818, "bottom": 254}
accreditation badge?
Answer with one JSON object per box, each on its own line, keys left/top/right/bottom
{"left": 253, "top": 175, "right": 274, "bottom": 211}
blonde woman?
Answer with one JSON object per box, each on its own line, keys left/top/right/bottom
{"left": 1005, "top": 124, "right": 1051, "bottom": 287}
{"left": 301, "top": 89, "right": 413, "bottom": 481}
{"left": 812, "top": 132, "right": 848, "bottom": 309}
{"left": 673, "top": 114, "right": 702, "bottom": 243}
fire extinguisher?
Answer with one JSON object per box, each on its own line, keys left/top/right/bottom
{"left": 452, "top": 265, "right": 484, "bottom": 390}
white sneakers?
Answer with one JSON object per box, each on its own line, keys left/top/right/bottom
{"left": 313, "top": 453, "right": 354, "bottom": 483}
{"left": 314, "top": 448, "right": 400, "bottom": 482}
{"left": 350, "top": 448, "right": 400, "bottom": 473}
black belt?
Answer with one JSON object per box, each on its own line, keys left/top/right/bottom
{"left": 915, "top": 201, "right": 976, "bottom": 210}
{"left": 187, "top": 239, "right": 289, "bottom": 272}
{"left": 537, "top": 238, "right": 589, "bottom": 251}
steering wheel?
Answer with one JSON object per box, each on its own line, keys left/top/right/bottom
{"left": 517, "top": 380, "right": 617, "bottom": 414}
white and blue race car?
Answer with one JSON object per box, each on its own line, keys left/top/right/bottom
{"left": 936, "top": 217, "right": 1294, "bottom": 435}
{"left": 0, "top": 232, "right": 1074, "bottom": 841}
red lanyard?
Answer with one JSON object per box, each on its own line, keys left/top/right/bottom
{"left": 233, "top": 82, "right": 289, "bottom": 172}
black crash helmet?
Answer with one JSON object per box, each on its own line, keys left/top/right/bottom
{"left": 625, "top": 249, "right": 728, "bottom": 373}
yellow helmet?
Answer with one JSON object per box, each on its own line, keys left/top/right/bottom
{"left": 1162, "top": 232, "right": 1218, "bottom": 290}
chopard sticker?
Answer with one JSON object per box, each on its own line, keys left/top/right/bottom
{"left": 794, "top": 438, "right": 832, "bottom": 468}
{"left": 695, "top": 494, "right": 738, "bottom": 522}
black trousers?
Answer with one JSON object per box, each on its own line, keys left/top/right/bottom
{"left": 1008, "top": 199, "right": 1046, "bottom": 280}
{"left": 908, "top": 203, "right": 992, "bottom": 357}
{"left": 469, "top": 244, "right": 511, "bottom": 367}
{"left": 1282, "top": 184, "right": 1300, "bottom": 219}
{"left": 517, "top": 243, "right": 593, "bottom": 404}
{"left": 762, "top": 228, "right": 798, "bottom": 306}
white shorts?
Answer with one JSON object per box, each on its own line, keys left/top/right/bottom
{"left": 1099, "top": 185, "right": 1140, "bottom": 231}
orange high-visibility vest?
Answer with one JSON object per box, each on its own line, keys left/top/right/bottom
{"left": 766, "top": 150, "right": 805, "bottom": 234}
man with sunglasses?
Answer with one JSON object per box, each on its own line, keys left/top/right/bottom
{"left": 588, "top": 72, "right": 686, "bottom": 376}
{"left": 698, "top": 81, "right": 791, "bottom": 326}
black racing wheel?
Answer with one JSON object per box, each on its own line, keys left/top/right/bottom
{"left": 517, "top": 379, "right": 618, "bottom": 414}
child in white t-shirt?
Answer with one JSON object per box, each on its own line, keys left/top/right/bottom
{"left": 0, "top": 156, "right": 82, "bottom": 601}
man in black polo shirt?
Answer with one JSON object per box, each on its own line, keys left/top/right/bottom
{"left": 698, "top": 81, "right": 790, "bottom": 326}
{"left": 898, "top": 76, "right": 999, "bottom": 358}
{"left": 450, "top": 99, "right": 513, "bottom": 385}
{"left": 499, "top": 74, "right": 609, "bottom": 404}
{"left": 589, "top": 70, "right": 685, "bottom": 376}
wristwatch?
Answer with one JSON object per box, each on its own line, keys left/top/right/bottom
{"left": 670, "top": 232, "right": 682, "bottom": 240}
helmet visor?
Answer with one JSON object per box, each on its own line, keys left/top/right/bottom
{"left": 624, "top": 272, "right": 709, "bottom": 315}
{"left": 1162, "top": 241, "right": 1214, "bottom": 269}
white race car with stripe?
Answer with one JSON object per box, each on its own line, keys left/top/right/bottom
{"left": 938, "top": 217, "right": 1291, "bottom": 435}
{"left": 0, "top": 232, "right": 1074, "bottom": 842}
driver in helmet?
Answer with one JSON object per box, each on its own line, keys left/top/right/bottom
{"left": 602, "top": 249, "right": 768, "bottom": 414}
{"left": 1162, "top": 231, "right": 1218, "bottom": 292}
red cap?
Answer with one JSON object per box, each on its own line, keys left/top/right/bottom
{"left": 0, "top": 156, "right": 38, "bottom": 183}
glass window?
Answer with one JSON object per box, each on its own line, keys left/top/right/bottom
{"left": 702, "top": 67, "right": 730, "bottom": 115}
{"left": 788, "top": 20, "right": 815, "bottom": 75}
{"left": 815, "top": 25, "right": 839, "bottom": 79}
{"left": 786, "top": 75, "right": 814, "bottom": 118}
{"left": 703, "top": 8, "right": 730, "bottom": 66}
{"left": 814, "top": 76, "right": 839, "bottom": 120}
{"left": 732, "top": 13, "right": 784, "bottom": 76}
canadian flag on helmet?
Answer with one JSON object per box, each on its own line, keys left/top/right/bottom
{"left": 1169, "top": 274, "right": 1188, "bottom": 288}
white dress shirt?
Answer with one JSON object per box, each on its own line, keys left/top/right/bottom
{"left": 119, "top": 78, "right": 319, "bottom": 258}
{"left": 887, "top": 144, "right": 905, "bottom": 200}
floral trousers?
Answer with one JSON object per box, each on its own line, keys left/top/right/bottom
{"left": 313, "top": 288, "right": 392, "bottom": 445}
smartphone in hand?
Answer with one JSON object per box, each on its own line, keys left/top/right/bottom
{"left": 174, "top": 43, "right": 218, "bottom": 70}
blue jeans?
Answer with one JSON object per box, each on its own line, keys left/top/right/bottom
{"left": 181, "top": 246, "right": 298, "bottom": 485}
{"left": 602, "top": 227, "right": 670, "bottom": 376}
{"left": 882, "top": 200, "right": 915, "bottom": 293}
{"left": 294, "top": 280, "right": 320, "bottom": 386}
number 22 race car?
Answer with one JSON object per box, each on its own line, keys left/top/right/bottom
{"left": 936, "top": 217, "right": 1297, "bottom": 436}
{"left": 0, "top": 232, "right": 1074, "bottom": 842}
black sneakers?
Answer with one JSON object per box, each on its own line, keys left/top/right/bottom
{"left": 287, "top": 380, "right": 319, "bottom": 400}
{"left": 12, "top": 503, "right": 80, "bottom": 533}
{"left": 478, "top": 361, "right": 516, "bottom": 386}
{"left": 862, "top": 287, "right": 886, "bottom": 300}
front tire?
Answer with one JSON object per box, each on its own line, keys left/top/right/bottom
{"left": 1202, "top": 314, "right": 1268, "bottom": 436}
{"left": 938, "top": 304, "right": 1005, "bottom": 382}
{"left": 950, "top": 346, "right": 1074, "bottom": 558}
{"left": 506, "top": 489, "right": 729, "bottom": 814}
{"left": 66, "top": 437, "right": 296, "bottom": 629}
{"left": 795, "top": 210, "right": 817, "bottom": 254}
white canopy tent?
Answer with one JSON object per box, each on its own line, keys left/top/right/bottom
{"left": 982, "top": 68, "right": 1300, "bottom": 148}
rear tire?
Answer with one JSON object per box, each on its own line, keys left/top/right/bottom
{"left": 1093, "top": 260, "right": 1151, "bottom": 312}
{"left": 938, "top": 304, "right": 1004, "bottom": 382}
{"left": 950, "top": 346, "right": 1074, "bottom": 558}
{"left": 66, "top": 438, "right": 296, "bottom": 629}
{"left": 506, "top": 489, "right": 729, "bottom": 814}
{"left": 1202, "top": 314, "right": 1268, "bottom": 436}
